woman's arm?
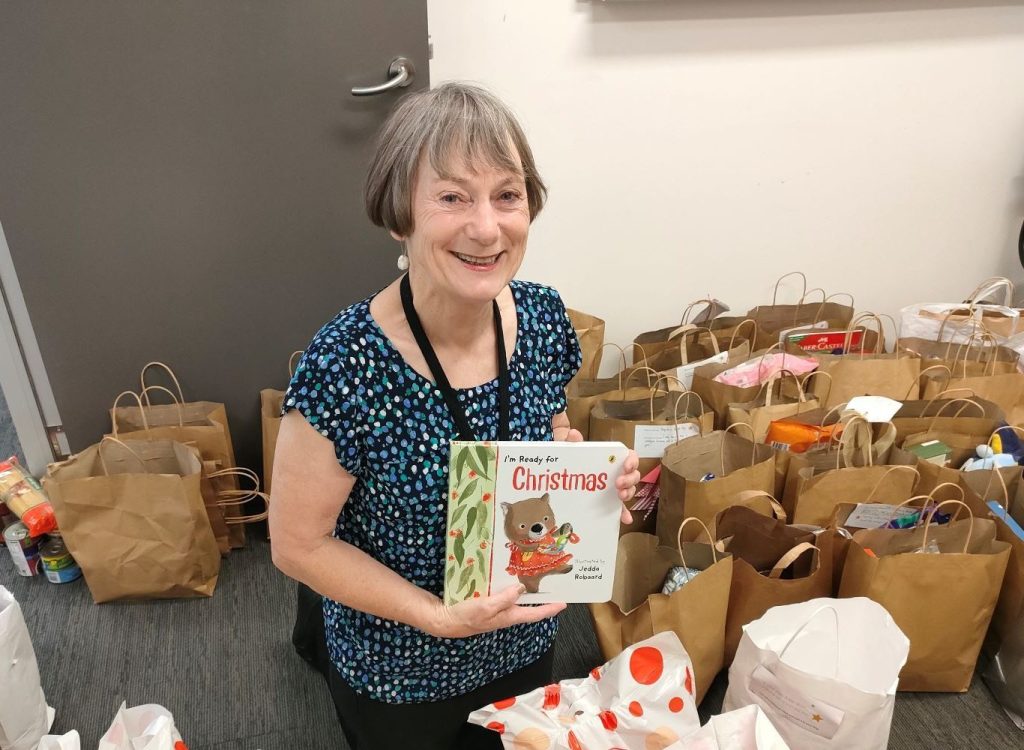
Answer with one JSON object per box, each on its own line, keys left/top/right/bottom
{"left": 270, "top": 412, "right": 563, "bottom": 638}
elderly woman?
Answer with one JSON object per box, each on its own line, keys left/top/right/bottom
{"left": 270, "top": 83, "right": 640, "bottom": 749}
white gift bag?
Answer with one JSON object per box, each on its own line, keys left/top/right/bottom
{"left": 899, "top": 277, "right": 1020, "bottom": 344}
{"left": 723, "top": 597, "right": 909, "bottom": 750}
{"left": 98, "top": 703, "right": 184, "bottom": 750}
{"left": 0, "top": 586, "right": 55, "bottom": 750}
{"left": 666, "top": 706, "right": 790, "bottom": 749}
{"left": 38, "top": 731, "right": 82, "bottom": 750}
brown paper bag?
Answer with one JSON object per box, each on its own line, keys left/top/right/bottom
{"left": 657, "top": 428, "right": 775, "bottom": 545}
{"left": 790, "top": 462, "right": 919, "bottom": 527}
{"left": 713, "top": 501, "right": 811, "bottom": 572}
{"left": 587, "top": 518, "right": 732, "bottom": 704}
{"left": 922, "top": 366, "right": 1024, "bottom": 425}
{"left": 890, "top": 391, "right": 1004, "bottom": 444}
{"left": 633, "top": 299, "right": 733, "bottom": 361}
{"left": 565, "top": 345, "right": 652, "bottom": 440}
{"left": 261, "top": 350, "right": 304, "bottom": 495}
{"left": 806, "top": 348, "right": 921, "bottom": 410}
{"left": 960, "top": 471, "right": 1024, "bottom": 647}
{"left": 43, "top": 437, "right": 221, "bottom": 603}
{"left": 115, "top": 362, "right": 245, "bottom": 548}
{"left": 839, "top": 500, "right": 1011, "bottom": 692}
{"left": 726, "top": 373, "right": 821, "bottom": 444}
{"left": 723, "top": 532, "right": 835, "bottom": 662}
{"left": 898, "top": 335, "right": 1019, "bottom": 376}
{"left": 567, "top": 308, "right": 605, "bottom": 386}
{"left": 691, "top": 345, "right": 774, "bottom": 429}
{"left": 745, "top": 273, "right": 855, "bottom": 349}
{"left": 591, "top": 388, "right": 714, "bottom": 536}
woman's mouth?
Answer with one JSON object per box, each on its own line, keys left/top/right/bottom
{"left": 453, "top": 251, "right": 502, "bottom": 271}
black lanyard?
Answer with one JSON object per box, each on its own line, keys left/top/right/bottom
{"left": 399, "top": 274, "right": 511, "bottom": 442}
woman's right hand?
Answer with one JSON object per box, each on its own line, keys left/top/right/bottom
{"left": 426, "top": 585, "right": 566, "bottom": 639}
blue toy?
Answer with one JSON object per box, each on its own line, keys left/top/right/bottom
{"left": 962, "top": 444, "right": 1018, "bottom": 472}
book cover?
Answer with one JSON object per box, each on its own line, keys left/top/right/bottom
{"left": 443, "top": 441, "right": 628, "bottom": 605}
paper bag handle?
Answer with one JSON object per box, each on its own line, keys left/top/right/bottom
{"left": 799, "top": 287, "right": 825, "bottom": 304}
{"left": 800, "top": 370, "right": 833, "bottom": 406}
{"left": 770, "top": 271, "right": 808, "bottom": 306}
{"left": 288, "top": 350, "right": 305, "bottom": 378}
{"left": 720, "top": 423, "right": 758, "bottom": 472}
{"left": 921, "top": 500, "right": 975, "bottom": 554}
{"left": 138, "top": 385, "right": 186, "bottom": 427}
{"left": 140, "top": 361, "right": 187, "bottom": 404}
{"left": 586, "top": 343, "right": 629, "bottom": 382}
{"left": 768, "top": 542, "right": 818, "bottom": 579}
{"left": 622, "top": 366, "right": 660, "bottom": 393}
{"left": 777, "top": 605, "right": 841, "bottom": 679}
{"left": 98, "top": 436, "right": 148, "bottom": 476}
{"left": 863, "top": 465, "right": 920, "bottom": 503}
{"left": 734, "top": 490, "right": 788, "bottom": 522}
{"left": 676, "top": 516, "right": 719, "bottom": 572}
{"left": 905, "top": 365, "right": 952, "bottom": 400}
{"left": 110, "top": 390, "right": 150, "bottom": 435}
{"left": 727, "top": 319, "right": 758, "bottom": 352}
{"left": 969, "top": 276, "right": 1015, "bottom": 307}
{"left": 679, "top": 299, "right": 718, "bottom": 326}
{"left": 925, "top": 398, "right": 986, "bottom": 430}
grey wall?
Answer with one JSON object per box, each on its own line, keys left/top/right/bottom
{"left": 0, "top": 2, "right": 428, "bottom": 475}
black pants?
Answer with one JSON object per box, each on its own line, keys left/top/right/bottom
{"left": 327, "top": 647, "right": 555, "bottom": 750}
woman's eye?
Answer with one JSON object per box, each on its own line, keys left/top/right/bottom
{"left": 440, "top": 193, "right": 462, "bottom": 204}
{"left": 499, "top": 191, "right": 521, "bottom": 202}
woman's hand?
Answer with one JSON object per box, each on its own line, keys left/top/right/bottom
{"left": 615, "top": 449, "right": 641, "bottom": 525}
{"left": 427, "top": 585, "right": 566, "bottom": 638}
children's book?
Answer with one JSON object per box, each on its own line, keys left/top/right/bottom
{"left": 443, "top": 441, "right": 628, "bottom": 605}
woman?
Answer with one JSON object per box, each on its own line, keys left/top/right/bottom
{"left": 270, "top": 82, "right": 640, "bottom": 749}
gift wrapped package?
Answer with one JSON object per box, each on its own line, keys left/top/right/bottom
{"left": 470, "top": 631, "right": 701, "bottom": 750}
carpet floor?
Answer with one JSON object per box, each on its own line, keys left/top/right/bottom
{"left": 1, "top": 536, "right": 1020, "bottom": 749}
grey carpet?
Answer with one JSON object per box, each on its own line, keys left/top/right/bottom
{"left": 2, "top": 537, "right": 1020, "bottom": 749}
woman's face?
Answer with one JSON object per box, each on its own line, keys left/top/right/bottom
{"left": 396, "top": 148, "right": 531, "bottom": 306}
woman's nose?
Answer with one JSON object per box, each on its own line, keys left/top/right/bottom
{"left": 464, "top": 200, "right": 501, "bottom": 246}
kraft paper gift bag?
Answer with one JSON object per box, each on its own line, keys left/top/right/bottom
{"left": 469, "top": 632, "right": 701, "bottom": 750}
{"left": 839, "top": 500, "right": 1011, "bottom": 692}
{"left": 566, "top": 345, "right": 652, "bottom": 440}
{"left": 113, "top": 362, "right": 245, "bottom": 548}
{"left": 745, "top": 273, "right": 854, "bottom": 350}
{"left": 567, "top": 308, "right": 606, "bottom": 386}
{"left": 713, "top": 501, "right": 811, "bottom": 573}
{"left": 788, "top": 458, "right": 919, "bottom": 528}
{"left": 634, "top": 298, "right": 732, "bottom": 361}
{"left": 960, "top": 470, "right": 1024, "bottom": 647}
{"left": 657, "top": 428, "right": 775, "bottom": 546}
{"left": 723, "top": 598, "right": 909, "bottom": 750}
{"left": 889, "top": 391, "right": 1003, "bottom": 444}
{"left": 0, "top": 587, "right": 54, "bottom": 750}
{"left": 921, "top": 365, "right": 1024, "bottom": 425}
{"left": 588, "top": 518, "right": 732, "bottom": 704}
{"left": 727, "top": 373, "right": 820, "bottom": 444}
{"left": 667, "top": 705, "right": 790, "bottom": 750}
{"left": 44, "top": 437, "right": 221, "bottom": 603}
{"left": 897, "top": 335, "right": 1020, "bottom": 376}
{"left": 690, "top": 343, "right": 774, "bottom": 429}
{"left": 722, "top": 531, "right": 835, "bottom": 663}
{"left": 806, "top": 348, "right": 921, "bottom": 411}
{"left": 260, "top": 350, "right": 303, "bottom": 494}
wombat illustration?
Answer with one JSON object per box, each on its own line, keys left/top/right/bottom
{"left": 500, "top": 493, "right": 580, "bottom": 594}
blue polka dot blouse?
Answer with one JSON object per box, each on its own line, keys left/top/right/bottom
{"left": 282, "top": 280, "right": 582, "bottom": 704}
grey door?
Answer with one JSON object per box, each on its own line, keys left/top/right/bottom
{"left": 0, "top": 1, "right": 428, "bottom": 473}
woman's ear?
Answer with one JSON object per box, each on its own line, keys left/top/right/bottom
{"left": 389, "top": 230, "right": 405, "bottom": 242}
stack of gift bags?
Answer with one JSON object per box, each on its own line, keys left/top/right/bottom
{"left": 555, "top": 273, "right": 1024, "bottom": 745}
{"left": 40, "top": 362, "right": 269, "bottom": 603}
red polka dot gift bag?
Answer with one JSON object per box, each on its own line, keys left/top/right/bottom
{"left": 468, "top": 631, "right": 700, "bottom": 749}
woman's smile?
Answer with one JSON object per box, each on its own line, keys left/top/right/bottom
{"left": 453, "top": 250, "right": 505, "bottom": 272}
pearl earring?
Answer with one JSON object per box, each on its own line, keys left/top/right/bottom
{"left": 397, "top": 250, "right": 409, "bottom": 271}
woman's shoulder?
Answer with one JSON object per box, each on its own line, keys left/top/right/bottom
{"left": 301, "top": 295, "right": 387, "bottom": 372}
{"left": 510, "top": 279, "right": 571, "bottom": 327}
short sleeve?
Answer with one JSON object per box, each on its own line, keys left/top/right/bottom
{"left": 282, "top": 342, "right": 364, "bottom": 476}
{"left": 540, "top": 288, "right": 582, "bottom": 415}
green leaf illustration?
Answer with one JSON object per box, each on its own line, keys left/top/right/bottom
{"left": 466, "top": 452, "right": 486, "bottom": 482}
{"left": 467, "top": 579, "right": 477, "bottom": 597}
{"left": 455, "top": 446, "right": 470, "bottom": 485}
{"left": 474, "top": 445, "right": 494, "bottom": 478}
{"left": 461, "top": 479, "right": 479, "bottom": 504}
{"left": 477, "top": 501, "right": 489, "bottom": 533}
{"left": 476, "top": 549, "right": 486, "bottom": 571}
{"left": 454, "top": 535, "right": 465, "bottom": 566}
{"left": 445, "top": 563, "right": 455, "bottom": 586}
{"left": 458, "top": 563, "right": 474, "bottom": 592}
{"left": 450, "top": 503, "right": 467, "bottom": 528}
{"left": 466, "top": 506, "right": 478, "bottom": 538}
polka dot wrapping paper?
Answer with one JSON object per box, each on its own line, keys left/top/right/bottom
{"left": 468, "top": 631, "right": 700, "bottom": 749}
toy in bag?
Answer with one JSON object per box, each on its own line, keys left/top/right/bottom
{"left": 0, "top": 456, "right": 57, "bottom": 536}
{"left": 469, "top": 631, "right": 700, "bottom": 749}
{"left": 98, "top": 703, "right": 187, "bottom": 750}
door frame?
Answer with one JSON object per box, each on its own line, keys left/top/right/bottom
{"left": 0, "top": 219, "right": 65, "bottom": 475}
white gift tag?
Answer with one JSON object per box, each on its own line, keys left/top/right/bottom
{"left": 843, "top": 503, "right": 917, "bottom": 529}
{"left": 634, "top": 424, "right": 700, "bottom": 458}
{"left": 749, "top": 664, "right": 845, "bottom": 739}
{"left": 845, "top": 396, "right": 903, "bottom": 424}
{"left": 676, "top": 350, "right": 729, "bottom": 389}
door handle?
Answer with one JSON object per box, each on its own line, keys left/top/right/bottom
{"left": 351, "top": 57, "right": 415, "bottom": 97}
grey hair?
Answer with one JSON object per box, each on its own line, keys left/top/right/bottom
{"left": 364, "top": 82, "right": 547, "bottom": 236}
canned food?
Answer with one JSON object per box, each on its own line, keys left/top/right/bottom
{"left": 4, "top": 522, "right": 41, "bottom": 577}
{"left": 40, "top": 537, "right": 82, "bottom": 584}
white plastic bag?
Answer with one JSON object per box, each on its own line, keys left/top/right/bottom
{"left": 899, "top": 277, "right": 1020, "bottom": 344}
{"left": 38, "top": 730, "right": 81, "bottom": 750}
{"left": 0, "top": 586, "right": 54, "bottom": 750}
{"left": 723, "top": 597, "right": 909, "bottom": 750}
{"left": 98, "top": 703, "right": 185, "bottom": 750}
{"left": 469, "top": 631, "right": 700, "bottom": 749}
{"left": 666, "top": 706, "right": 789, "bottom": 749}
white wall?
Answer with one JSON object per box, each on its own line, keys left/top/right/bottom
{"left": 428, "top": 0, "right": 1024, "bottom": 360}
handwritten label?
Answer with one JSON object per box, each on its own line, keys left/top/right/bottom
{"left": 676, "top": 350, "right": 730, "bottom": 389}
{"left": 749, "top": 664, "right": 844, "bottom": 739}
{"left": 634, "top": 423, "right": 700, "bottom": 458}
{"left": 843, "top": 503, "right": 917, "bottom": 529}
